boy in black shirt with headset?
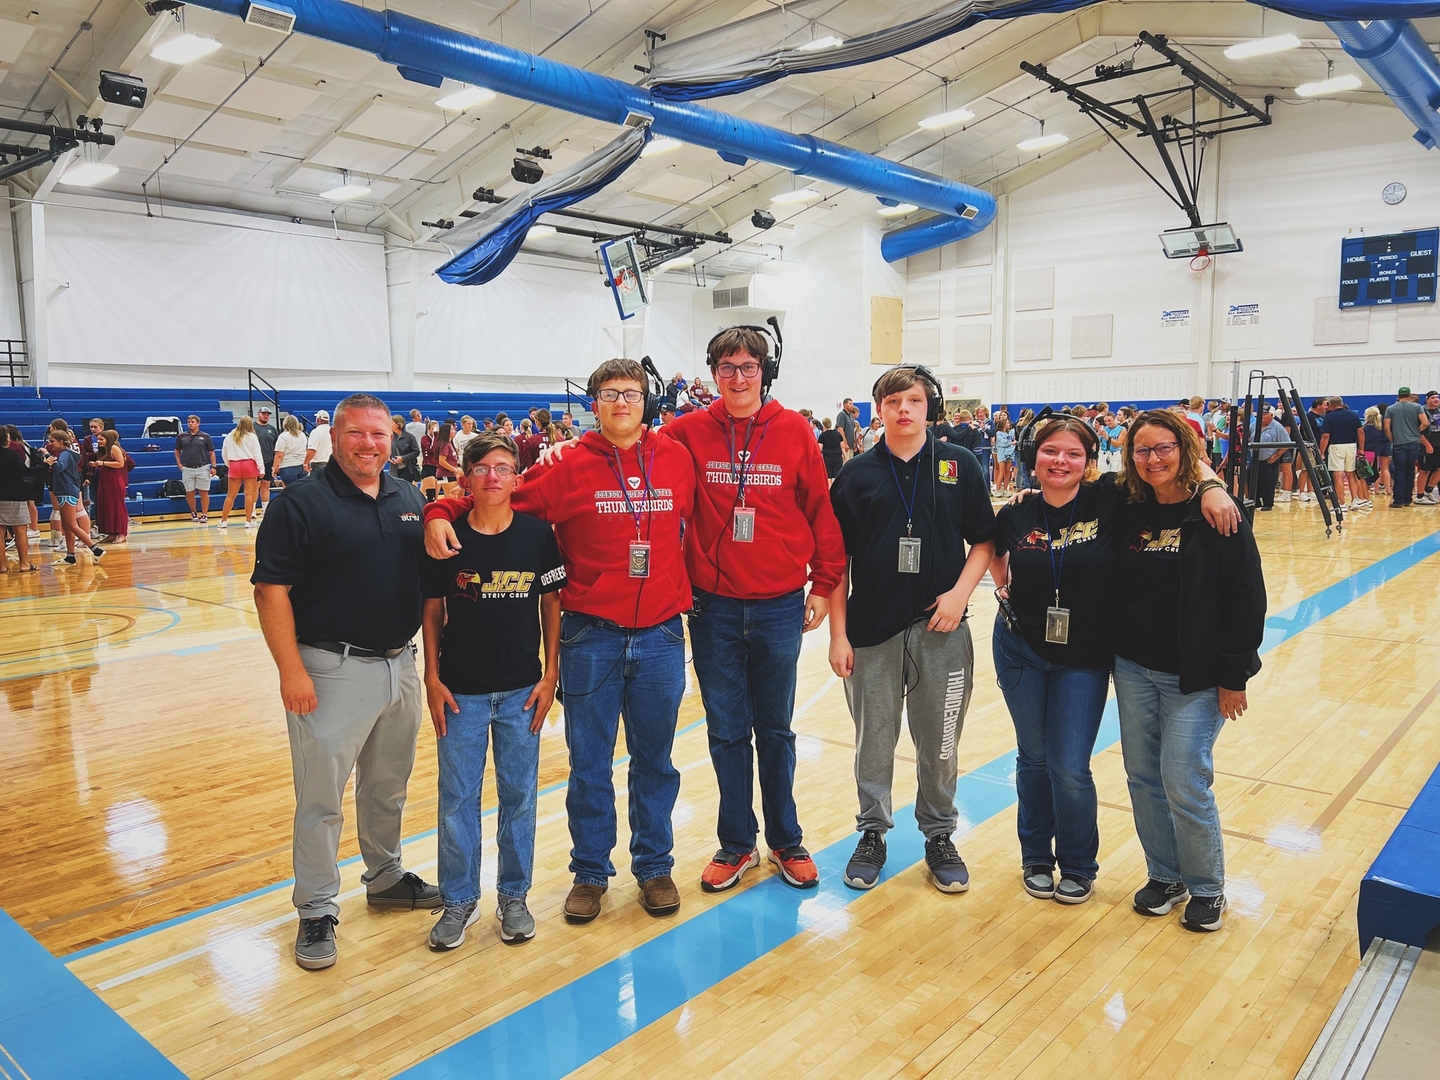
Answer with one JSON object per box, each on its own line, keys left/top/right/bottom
{"left": 422, "top": 432, "right": 565, "bottom": 950}
{"left": 828, "top": 365, "right": 995, "bottom": 894}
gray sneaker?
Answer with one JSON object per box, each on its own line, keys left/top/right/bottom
{"left": 295, "top": 914, "right": 338, "bottom": 970}
{"left": 428, "top": 902, "right": 480, "bottom": 950}
{"left": 496, "top": 896, "right": 535, "bottom": 944}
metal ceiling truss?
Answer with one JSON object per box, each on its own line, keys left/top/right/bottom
{"left": 1021, "top": 31, "right": 1272, "bottom": 228}
{"left": 436, "top": 196, "right": 732, "bottom": 273}
{"left": 0, "top": 117, "right": 115, "bottom": 184}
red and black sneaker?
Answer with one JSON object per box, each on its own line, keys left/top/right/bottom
{"left": 700, "top": 848, "right": 760, "bottom": 893}
{"left": 768, "top": 846, "right": 819, "bottom": 890}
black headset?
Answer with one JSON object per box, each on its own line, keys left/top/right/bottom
{"left": 639, "top": 355, "right": 666, "bottom": 426}
{"left": 1017, "top": 408, "right": 1101, "bottom": 469}
{"left": 705, "top": 315, "right": 784, "bottom": 392}
{"left": 872, "top": 364, "right": 945, "bottom": 423}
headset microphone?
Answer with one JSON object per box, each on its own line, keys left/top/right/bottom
{"left": 705, "top": 318, "right": 785, "bottom": 392}
{"left": 639, "top": 355, "right": 666, "bottom": 426}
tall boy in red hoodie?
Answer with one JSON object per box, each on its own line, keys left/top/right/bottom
{"left": 424, "top": 359, "right": 695, "bottom": 924}
{"left": 663, "top": 327, "right": 844, "bottom": 892}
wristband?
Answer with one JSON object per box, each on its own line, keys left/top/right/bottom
{"left": 1195, "top": 478, "right": 1225, "bottom": 496}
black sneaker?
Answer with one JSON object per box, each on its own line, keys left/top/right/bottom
{"left": 1055, "top": 875, "right": 1093, "bottom": 905}
{"left": 924, "top": 834, "right": 970, "bottom": 893}
{"left": 844, "top": 829, "right": 887, "bottom": 889}
{"left": 1181, "top": 894, "right": 1227, "bottom": 932}
{"left": 62, "top": 554, "right": 77, "bottom": 565}
{"left": 1133, "top": 878, "right": 1190, "bottom": 916}
{"left": 367, "top": 871, "right": 441, "bottom": 910}
{"left": 295, "top": 914, "right": 338, "bottom": 970}
{"left": 91, "top": 546, "right": 105, "bottom": 561}
{"left": 1022, "top": 865, "right": 1056, "bottom": 899}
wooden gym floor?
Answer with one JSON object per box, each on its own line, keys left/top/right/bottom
{"left": 2, "top": 500, "right": 1439, "bottom": 1078}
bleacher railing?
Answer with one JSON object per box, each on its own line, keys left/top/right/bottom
{"left": 248, "top": 369, "right": 307, "bottom": 431}
{"left": 2, "top": 340, "right": 32, "bottom": 388}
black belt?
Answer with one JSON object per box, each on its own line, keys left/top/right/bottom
{"left": 303, "top": 639, "right": 410, "bottom": 660}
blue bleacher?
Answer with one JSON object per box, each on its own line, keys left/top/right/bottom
{"left": 0, "top": 385, "right": 566, "bottom": 521}
{"left": 1358, "top": 760, "right": 1440, "bottom": 952}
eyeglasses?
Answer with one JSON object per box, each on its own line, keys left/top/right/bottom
{"left": 595, "top": 389, "right": 645, "bottom": 403}
{"left": 715, "top": 361, "right": 762, "bottom": 378}
{"left": 1132, "top": 442, "right": 1179, "bottom": 461}
{"left": 468, "top": 464, "right": 517, "bottom": 478}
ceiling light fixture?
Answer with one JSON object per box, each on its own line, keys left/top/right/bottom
{"left": 770, "top": 187, "right": 821, "bottom": 205}
{"left": 918, "top": 107, "right": 975, "bottom": 131}
{"left": 321, "top": 171, "right": 370, "bottom": 201}
{"left": 877, "top": 203, "right": 919, "bottom": 218}
{"left": 435, "top": 85, "right": 495, "bottom": 111}
{"left": 796, "top": 35, "right": 844, "bottom": 54}
{"left": 641, "top": 136, "right": 683, "bottom": 157}
{"left": 59, "top": 161, "right": 119, "bottom": 187}
{"left": 1017, "top": 120, "right": 1068, "bottom": 153}
{"left": 1223, "top": 34, "right": 1302, "bottom": 60}
{"left": 150, "top": 33, "right": 223, "bottom": 65}
{"left": 1295, "top": 73, "right": 1362, "bottom": 97}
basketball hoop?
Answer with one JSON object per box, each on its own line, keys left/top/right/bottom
{"left": 1190, "top": 248, "right": 1212, "bottom": 272}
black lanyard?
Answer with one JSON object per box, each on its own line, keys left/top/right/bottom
{"left": 606, "top": 438, "right": 654, "bottom": 540}
{"left": 725, "top": 416, "right": 770, "bottom": 505}
{"left": 1043, "top": 493, "right": 1079, "bottom": 608}
{"left": 887, "top": 440, "right": 924, "bottom": 537}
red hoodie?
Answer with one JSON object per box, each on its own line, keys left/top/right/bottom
{"left": 660, "top": 398, "right": 845, "bottom": 600}
{"left": 423, "top": 429, "right": 694, "bottom": 628}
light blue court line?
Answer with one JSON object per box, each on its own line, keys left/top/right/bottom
{"left": 395, "top": 527, "right": 1440, "bottom": 1080}
{"left": 61, "top": 716, "right": 713, "bottom": 963}
{"left": 0, "top": 910, "right": 183, "bottom": 1079}
{"left": 170, "top": 644, "right": 219, "bottom": 657}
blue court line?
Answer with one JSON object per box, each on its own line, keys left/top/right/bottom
{"left": 0, "top": 910, "right": 183, "bottom": 1080}
{"left": 61, "top": 716, "right": 712, "bottom": 963}
{"left": 394, "top": 527, "right": 1440, "bottom": 1080}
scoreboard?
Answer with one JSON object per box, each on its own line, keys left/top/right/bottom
{"left": 1339, "top": 228, "right": 1437, "bottom": 308}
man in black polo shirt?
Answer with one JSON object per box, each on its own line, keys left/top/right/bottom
{"left": 253, "top": 393, "right": 440, "bottom": 971}
{"left": 253, "top": 406, "right": 279, "bottom": 513}
{"left": 828, "top": 366, "right": 995, "bottom": 895}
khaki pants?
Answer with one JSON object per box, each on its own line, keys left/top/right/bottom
{"left": 286, "top": 644, "right": 422, "bottom": 918}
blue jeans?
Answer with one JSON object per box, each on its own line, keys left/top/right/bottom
{"left": 688, "top": 589, "right": 804, "bottom": 855}
{"left": 993, "top": 620, "right": 1109, "bottom": 879}
{"left": 559, "top": 613, "right": 685, "bottom": 885}
{"left": 437, "top": 686, "right": 540, "bottom": 905}
{"left": 1113, "top": 656, "right": 1227, "bottom": 898}
{"left": 277, "top": 465, "right": 306, "bottom": 486}
{"left": 1391, "top": 442, "right": 1420, "bottom": 504}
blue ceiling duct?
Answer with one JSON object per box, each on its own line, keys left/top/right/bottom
{"left": 1325, "top": 19, "right": 1440, "bottom": 149}
{"left": 180, "top": 0, "right": 994, "bottom": 266}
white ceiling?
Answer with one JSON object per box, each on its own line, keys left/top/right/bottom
{"left": 2, "top": 1, "right": 1435, "bottom": 280}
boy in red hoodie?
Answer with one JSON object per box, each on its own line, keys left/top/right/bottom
{"left": 665, "top": 326, "right": 844, "bottom": 892}
{"left": 424, "top": 359, "right": 695, "bottom": 924}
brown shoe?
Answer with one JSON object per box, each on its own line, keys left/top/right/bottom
{"left": 564, "top": 882, "right": 606, "bottom": 924}
{"left": 639, "top": 875, "right": 681, "bottom": 917}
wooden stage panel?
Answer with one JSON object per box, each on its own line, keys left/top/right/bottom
{"left": 0, "top": 507, "right": 1438, "bottom": 1078}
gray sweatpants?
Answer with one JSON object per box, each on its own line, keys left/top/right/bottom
{"left": 286, "top": 644, "right": 422, "bottom": 918}
{"left": 844, "top": 619, "right": 975, "bottom": 838}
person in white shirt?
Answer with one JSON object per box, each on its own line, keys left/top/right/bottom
{"left": 405, "top": 409, "right": 427, "bottom": 447}
{"left": 304, "top": 410, "right": 332, "bottom": 476}
{"left": 220, "top": 415, "right": 266, "bottom": 529}
{"left": 452, "top": 415, "right": 480, "bottom": 458}
{"left": 273, "top": 416, "right": 309, "bottom": 486}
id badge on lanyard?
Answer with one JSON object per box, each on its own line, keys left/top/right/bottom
{"left": 1045, "top": 601, "right": 1071, "bottom": 644}
{"left": 898, "top": 535, "right": 922, "bottom": 573}
{"left": 629, "top": 541, "right": 652, "bottom": 578}
{"left": 732, "top": 506, "right": 756, "bottom": 542}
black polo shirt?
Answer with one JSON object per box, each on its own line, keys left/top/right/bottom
{"left": 830, "top": 433, "right": 995, "bottom": 648}
{"left": 252, "top": 464, "right": 425, "bottom": 650}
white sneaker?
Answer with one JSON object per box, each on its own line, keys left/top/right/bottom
{"left": 1353, "top": 499, "right": 1372, "bottom": 510}
{"left": 244, "top": 520, "right": 256, "bottom": 530}
{"left": 27, "top": 529, "right": 39, "bottom": 539}
{"left": 1421, "top": 491, "right": 1440, "bottom": 505}
{"left": 217, "top": 520, "right": 228, "bottom": 529}
{"left": 1275, "top": 491, "right": 1291, "bottom": 503}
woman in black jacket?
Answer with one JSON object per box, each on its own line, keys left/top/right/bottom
{"left": 1113, "top": 409, "right": 1265, "bottom": 934}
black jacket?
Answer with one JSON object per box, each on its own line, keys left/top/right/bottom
{"left": 1165, "top": 495, "right": 1266, "bottom": 693}
{"left": 392, "top": 431, "right": 421, "bottom": 480}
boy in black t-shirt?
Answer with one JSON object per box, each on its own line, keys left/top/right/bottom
{"left": 422, "top": 433, "right": 564, "bottom": 950}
